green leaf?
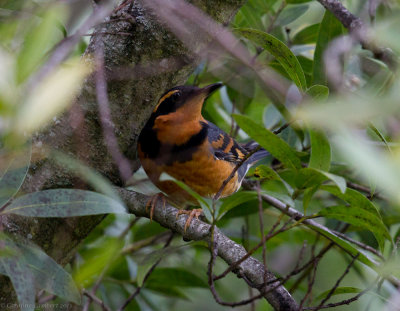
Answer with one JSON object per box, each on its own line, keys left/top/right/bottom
{"left": 303, "top": 185, "right": 319, "bottom": 213}
{"left": 146, "top": 268, "right": 207, "bottom": 288}
{"left": 74, "top": 237, "right": 122, "bottom": 288}
{"left": 238, "top": 28, "right": 307, "bottom": 91}
{"left": 292, "top": 24, "right": 319, "bottom": 44}
{"left": 0, "top": 144, "right": 31, "bottom": 208}
{"left": 234, "top": 114, "right": 302, "bottom": 170}
{"left": 254, "top": 165, "right": 281, "bottom": 181}
{"left": 0, "top": 259, "right": 35, "bottom": 311}
{"left": 263, "top": 103, "right": 282, "bottom": 130}
{"left": 305, "top": 223, "right": 379, "bottom": 270}
{"left": 17, "top": 241, "right": 80, "bottom": 303}
{"left": 321, "top": 185, "right": 381, "bottom": 218}
{"left": 1, "top": 189, "right": 127, "bottom": 217}
{"left": 318, "top": 171, "right": 346, "bottom": 194}
{"left": 309, "top": 129, "right": 331, "bottom": 171}
{"left": 321, "top": 185, "right": 391, "bottom": 250}
{"left": 315, "top": 287, "right": 362, "bottom": 301}
{"left": 293, "top": 168, "right": 345, "bottom": 193}
{"left": 293, "top": 168, "right": 326, "bottom": 189}
{"left": 368, "top": 123, "right": 392, "bottom": 154}
{"left": 318, "top": 205, "right": 390, "bottom": 251}
{"left": 145, "top": 283, "right": 189, "bottom": 300}
{"left": 219, "top": 191, "right": 257, "bottom": 219}
{"left": 275, "top": 4, "right": 309, "bottom": 26}
{"left": 313, "top": 10, "right": 344, "bottom": 85}
{"left": 306, "top": 85, "right": 329, "bottom": 101}
{"left": 133, "top": 222, "right": 167, "bottom": 242}
{"left": 0, "top": 233, "right": 80, "bottom": 304}
{"left": 50, "top": 151, "right": 122, "bottom": 203}
{"left": 159, "top": 173, "right": 213, "bottom": 222}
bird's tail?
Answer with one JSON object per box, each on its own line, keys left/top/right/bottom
{"left": 242, "top": 141, "right": 270, "bottom": 165}
{"left": 236, "top": 141, "right": 270, "bottom": 184}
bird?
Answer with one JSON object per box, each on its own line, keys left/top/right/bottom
{"left": 137, "top": 83, "right": 269, "bottom": 230}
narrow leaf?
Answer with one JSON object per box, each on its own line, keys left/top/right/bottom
{"left": 275, "top": 4, "right": 309, "bottom": 26}
{"left": 289, "top": 168, "right": 346, "bottom": 193}
{"left": 159, "top": 173, "right": 213, "bottom": 222}
{"left": 315, "top": 287, "right": 362, "bottom": 301}
{"left": 306, "top": 223, "right": 379, "bottom": 270}
{"left": 318, "top": 205, "right": 390, "bottom": 250}
{"left": 0, "top": 144, "right": 31, "bottom": 208}
{"left": 234, "top": 114, "right": 302, "bottom": 170}
{"left": 0, "top": 259, "right": 35, "bottom": 311}
{"left": 238, "top": 28, "right": 307, "bottom": 91}
{"left": 254, "top": 165, "right": 282, "bottom": 181}
{"left": 292, "top": 24, "right": 319, "bottom": 44}
{"left": 219, "top": 191, "right": 257, "bottom": 218}
{"left": 303, "top": 185, "right": 319, "bottom": 213}
{"left": 1, "top": 189, "right": 126, "bottom": 217}
{"left": 306, "top": 85, "right": 329, "bottom": 101}
{"left": 321, "top": 185, "right": 381, "bottom": 218}
{"left": 313, "top": 10, "right": 344, "bottom": 85}
{"left": 309, "top": 129, "right": 331, "bottom": 171}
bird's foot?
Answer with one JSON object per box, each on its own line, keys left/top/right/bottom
{"left": 176, "top": 208, "right": 203, "bottom": 232}
{"left": 145, "top": 193, "right": 166, "bottom": 221}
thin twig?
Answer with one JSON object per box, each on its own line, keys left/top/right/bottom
{"left": 316, "top": 0, "right": 397, "bottom": 69}
{"left": 207, "top": 224, "right": 264, "bottom": 307}
{"left": 266, "top": 0, "right": 287, "bottom": 33}
{"left": 304, "top": 277, "right": 379, "bottom": 310}
{"left": 117, "top": 232, "right": 174, "bottom": 311}
{"left": 298, "top": 237, "right": 320, "bottom": 310}
{"left": 213, "top": 211, "right": 302, "bottom": 281}
{"left": 346, "top": 181, "right": 387, "bottom": 201}
{"left": 83, "top": 290, "right": 112, "bottom": 311}
{"left": 83, "top": 216, "right": 140, "bottom": 311}
{"left": 315, "top": 253, "right": 360, "bottom": 310}
{"left": 121, "top": 231, "right": 171, "bottom": 255}
{"left": 331, "top": 230, "right": 384, "bottom": 260}
{"left": 256, "top": 180, "right": 268, "bottom": 292}
{"left": 273, "top": 122, "right": 292, "bottom": 135}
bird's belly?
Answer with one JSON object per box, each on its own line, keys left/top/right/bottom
{"left": 140, "top": 148, "right": 239, "bottom": 206}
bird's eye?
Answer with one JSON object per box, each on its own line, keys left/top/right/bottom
{"left": 172, "top": 91, "right": 181, "bottom": 99}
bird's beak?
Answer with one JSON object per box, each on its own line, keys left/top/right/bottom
{"left": 198, "top": 82, "right": 223, "bottom": 99}
{"left": 184, "top": 83, "right": 223, "bottom": 119}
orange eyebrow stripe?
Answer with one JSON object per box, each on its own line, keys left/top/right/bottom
{"left": 153, "top": 90, "right": 179, "bottom": 112}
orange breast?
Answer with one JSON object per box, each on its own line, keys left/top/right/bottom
{"left": 138, "top": 141, "right": 239, "bottom": 208}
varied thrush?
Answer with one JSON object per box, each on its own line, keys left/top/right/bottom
{"left": 137, "top": 83, "right": 268, "bottom": 229}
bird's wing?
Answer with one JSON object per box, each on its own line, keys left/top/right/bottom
{"left": 206, "top": 121, "right": 270, "bottom": 183}
{"left": 206, "top": 121, "right": 247, "bottom": 164}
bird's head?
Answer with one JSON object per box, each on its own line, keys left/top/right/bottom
{"left": 152, "top": 83, "right": 223, "bottom": 121}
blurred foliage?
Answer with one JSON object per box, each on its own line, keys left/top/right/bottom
{"left": 1, "top": 0, "right": 400, "bottom": 310}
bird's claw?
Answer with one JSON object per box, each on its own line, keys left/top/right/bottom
{"left": 176, "top": 208, "right": 203, "bottom": 232}
{"left": 145, "top": 193, "right": 166, "bottom": 221}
